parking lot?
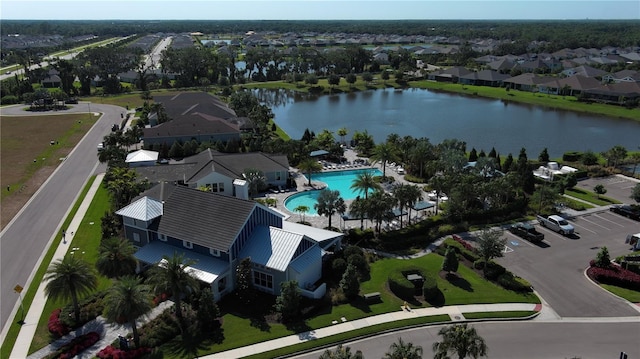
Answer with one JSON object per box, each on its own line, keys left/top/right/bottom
{"left": 496, "top": 208, "right": 640, "bottom": 318}
{"left": 575, "top": 175, "right": 639, "bottom": 204}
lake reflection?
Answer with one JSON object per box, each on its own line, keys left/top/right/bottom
{"left": 256, "top": 88, "right": 640, "bottom": 158}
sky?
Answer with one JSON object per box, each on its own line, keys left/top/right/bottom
{"left": 1, "top": 0, "right": 639, "bottom": 20}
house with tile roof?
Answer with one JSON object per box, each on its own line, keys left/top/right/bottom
{"left": 116, "top": 184, "right": 338, "bottom": 301}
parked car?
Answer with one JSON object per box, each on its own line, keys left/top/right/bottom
{"left": 508, "top": 222, "right": 545, "bottom": 242}
{"left": 537, "top": 215, "right": 574, "bottom": 236}
{"left": 97, "top": 143, "right": 104, "bottom": 151}
{"left": 610, "top": 204, "right": 640, "bottom": 220}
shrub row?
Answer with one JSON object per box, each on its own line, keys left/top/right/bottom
{"left": 97, "top": 345, "right": 153, "bottom": 359}
{"left": 388, "top": 271, "right": 416, "bottom": 300}
{"left": 47, "top": 309, "right": 71, "bottom": 338}
{"left": 137, "top": 308, "right": 181, "bottom": 348}
{"left": 588, "top": 264, "right": 640, "bottom": 291}
{"left": 422, "top": 275, "right": 439, "bottom": 301}
{"left": 474, "top": 260, "right": 532, "bottom": 293}
{"left": 43, "top": 331, "right": 100, "bottom": 359}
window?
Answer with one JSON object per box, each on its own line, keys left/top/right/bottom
{"left": 253, "top": 271, "right": 273, "bottom": 289}
{"left": 275, "top": 171, "right": 282, "bottom": 181}
{"left": 159, "top": 234, "right": 167, "bottom": 242}
{"left": 212, "top": 182, "right": 225, "bottom": 193}
{"left": 210, "top": 248, "right": 220, "bottom": 257}
{"left": 133, "top": 233, "right": 140, "bottom": 242}
{"left": 218, "top": 276, "right": 227, "bottom": 292}
{"left": 183, "top": 241, "right": 193, "bottom": 249}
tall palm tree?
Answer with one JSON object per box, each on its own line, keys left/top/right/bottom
{"left": 366, "top": 190, "right": 396, "bottom": 234}
{"left": 337, "top": 127, "right": 348, "bottom": 146}
{"left": 433, "top": 323, "right": 488, "bottom": 359}
{"left": 349, "top": 196, "right": 368, "bottom": 230}
{"left": 147, "top": 252, "right": 199, "bottom": 333}
{"left": 394, "top": 184, "right": 423, "bottom": 227}
{"left": 319, "top": 344, "right": 364, "bottom": 359}
{"left": 314, "top": 189, "right": 346, "bottom": 229}
{"left": 371, "top": 142, "right": 400, "bottom": 178}
{"left": 103, "top": 275, "right": 153, "bottom": 348}
{"left": 96, "top": 237, "right": 138, "bottom": 279}
{"left": 44, "top": 256, "right": 98, "bottom": 323}
{"left": 297, "top": 158, "right": 323, "bottom": 186}
{"left": 385, "top": 337, "right": 423, "bottom": 359}
{"left": 350, "top": 171, "right": 382, "bottom": 200}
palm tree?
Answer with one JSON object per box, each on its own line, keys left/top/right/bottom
{"left": 44, "top": 256, "right": 98, "bottom": 323}
{"left": 350, "top": 171, "right": 382, "bottom": 200}
{"left": 394, "top": 184, "right": 423, "bottom": 227}
{"left": 314, "top": 189, "right": 346, "bottom": 229}
{"left": 349, "top": 196, "right": 368, "bottom": 230}
{"left": 103, "top": 275, "right": 153, "bottom": 348}
{"left": 294, "top": 205, "right": 310, "bottom": 223}
{"left": 385, "top": 337, "right": 423, "bottom": 359}
{"left": 243, "top": 168, "right": 267, "bottom": 197}
{"left": 371, "top": 142, "right": 400, "bottom": 178}
{"left": 366, "top": 190, "right": 396, "bottom": 233}
{"left": 337, "top": 127, "right": 348, "bottom": 146}
{"left": 433, "top": 323, "right": 488, "bottom": 359}
{"left": 146, "top": 252, "right": 199, "bottom": 333}
{"left": 319, "top": 344, "right": 364, "bottom": 359}
{"left": 297, "top": 158, "right": 323, "bottom": 186}
{"left": 96, "top": 237, "right": 137, "bottom": 278}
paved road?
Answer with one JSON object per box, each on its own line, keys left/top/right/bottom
{"left": 0, "top": 103, "right": 122, "bottom": 335}
{"left": 291, "top": 321, "right": 640, "bottom": 359}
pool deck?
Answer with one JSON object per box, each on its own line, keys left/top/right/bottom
{"left": 258, "top": 148, "right": 437, "bottom": 231}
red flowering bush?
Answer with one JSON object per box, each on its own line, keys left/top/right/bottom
{"left": 47, "top": 309, "right": 71, "bottom": 337}
{"left": 588, "top": 262, "right": 640, "bottom": 291}
{"left": 97, "top": 345, "right": 152, "bottom": 359}
{"left": 44, "top": 331, "right": 100, "bottom": 359}
{"left": 152, "top": 292, "right": 170, "bottom": 306}
{"left": 452, "top": 234, "right": 476, "bottom": 253}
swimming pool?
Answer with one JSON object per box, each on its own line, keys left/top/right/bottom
{"left": 285, "top": 168, "right": 382, "bottom": 216}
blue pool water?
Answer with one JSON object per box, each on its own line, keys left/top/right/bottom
{"left": 285, "top": 168, "right": 382, "bottom": 216}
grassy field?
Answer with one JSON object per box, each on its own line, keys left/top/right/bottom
{"left": 0, "top": 113, "right": 97, "bottom": 229}
{"left": 600, "top": 284, "right": 640, "bottom": 303}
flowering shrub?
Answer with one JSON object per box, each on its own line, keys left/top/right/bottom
{"left": 97, "top": 345, "right": 152, "bottom": 359}
{"left": 452, "top": 234, "right": 476, "bottom": 253}
{"left": 152, "top": 292, "right": 170, "bottom": 306}
{"left": 47, "top": 309, "right": 70, "bottom": 337}
{"left": 44, "top": 331, "right": 100, "bottom": 359}
{"left": 588, "top": 263, "right": 640, "bottom": 291}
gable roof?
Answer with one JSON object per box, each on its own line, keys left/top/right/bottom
{"left": 143, "top": 113, "right": 240, "bottom": 139}
{"left": 184, "top": 149, "right": 290, "bottom": 183}
{"left": 157, "top": 186, "right": 257, "bottom": 251}
{"left": 153, "top": 92, "right": 237, "bottom": 120}
{"left": 134, "top": 181, "right": 180, "bottom": 202}
{"left": 116, "top": 196, "right": 163, "bottom": 221}
{"left": 562, "top": 65, "right": 607, "bottom": 78}
{"left": 239, "top": 226, "right": 313, "bottom": 272}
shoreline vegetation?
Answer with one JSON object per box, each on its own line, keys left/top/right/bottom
{"left": 238, "top": 76, "right": 640, "bottom": 122}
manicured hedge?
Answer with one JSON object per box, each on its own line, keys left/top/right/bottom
{"left": 497, "top": 272, "right": 533, "bottom": 293}
{"left": 388, "top": 271, "right": 417, "bottom": 300}
{"left": 422, "top": 274, "right": 440, "bottom": 301}
{"left": 588, "top": 264, "right": 640, "bottom": 291}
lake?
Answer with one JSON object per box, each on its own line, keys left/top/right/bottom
{"left": 258, "top": 88, "right": 640, "bottom": 158}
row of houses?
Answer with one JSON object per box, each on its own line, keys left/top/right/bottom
{"left": 426, "top": 66, "right": 640, "bottom": 103}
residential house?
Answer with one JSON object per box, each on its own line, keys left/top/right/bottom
{"left": 503, "top": 73, "right": 555, "bottom": 92}
{"left": 428, "top": 66, "right": 472, "bottom": 83}
{"left": 583, "top": 82, "right": 640, "bottom": 104}
{"left": 116, "top": 184, "right": 340, "bottom": 301}
{"left": 561, "top": 65, "right": 607, "bottom": 79}
{"left": 41, "top": 69, "right": 61, "bottom": 88}
{"left": 458, "top": 70, "right": 510, "bottom": 87}
{"left": 602, "top": 70, "right": 640, "bottom": 83}
{"left": 538, "top": 75, "right": 601, "bottom": 96}
{"left": 142, "top": 112, "right": 241, "bottom": 148}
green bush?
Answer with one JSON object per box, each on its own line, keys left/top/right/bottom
{"left": 60, "top": 291, "right": 107, "bottom": 328}
{"left": 1, "top": 95, "right": 19, "bottom": 105}
{"left": 497, "top": 272, "right": 533, "bottom": 292}
{"left": 563, "top": 151, "right": 582, "bottom": 162}
{"left": 440, "top": 239, "right": 479, "bottom": 262}
{"left": 473, "top": 260, "right": 506, "bottom": 280}
{"left": 388, "top": 271, "right": 417, "bottom": 300}
{"left": 139, "top": 308, "right": 181, "bottom": 348}
{"left": 422, "top": 274, "right": 440, "bottom": 301}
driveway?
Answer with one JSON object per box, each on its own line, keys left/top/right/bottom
{"left": 496, "top": 209, "right": 640, "bottom": 318}
{"left": 0, "top": 103, "right": 122, "bottom": 335}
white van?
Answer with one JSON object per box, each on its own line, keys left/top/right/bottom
{"left": 626, "top": 233, "right": 640, "bottom": 250}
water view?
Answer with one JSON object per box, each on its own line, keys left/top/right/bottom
{"left": 257, "top": 89, "right": 640, "bottom": 158}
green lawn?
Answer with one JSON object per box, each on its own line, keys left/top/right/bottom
{"left": 565, "top": 188, "right": 621, "bottom": 206}
{"left": 161, "top": 253, "right": 538, "bottom": 357}
{"left": 600, "top": 284, "right": 640, "bottom": 303}
{"left": 463, "top": 311, "right": 538, "bottom": 320}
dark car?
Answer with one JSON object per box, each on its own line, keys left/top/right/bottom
{"left": 610, "top": 204, "right": 640, "bottom": 220}
{"left": 508, "top": 222, "right": 545, "bottom": 242}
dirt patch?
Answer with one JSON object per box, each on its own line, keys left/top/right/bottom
{"left": 1, "top": 166, "right": 56, "bottom": 228}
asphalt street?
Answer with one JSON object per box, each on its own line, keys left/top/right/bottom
{"left": 291, "top": 321, "right": 640, "bottom": 359}
{"left": 0, "top": 103, "right": 121, "bottom": 335}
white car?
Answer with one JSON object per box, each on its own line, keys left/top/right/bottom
{"left": 97, "top": 143, "right": 104, "bottom": 151}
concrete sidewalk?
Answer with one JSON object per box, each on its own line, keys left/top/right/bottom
{"left": 203, "top": 302, "right": 540, "bottom": 358}
{"left": 10, "top": 173, "right": 105, "bottom": 359}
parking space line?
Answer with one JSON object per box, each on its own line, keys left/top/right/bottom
{"left": 505, "top": 233, "right": 536, "bottom": 247}
{"left": 593, "top": 213, "right": 626, "bottom": 227}
{"left": 571, "top": 223, "right": 597, "bottom": 235}
{"left": 578, "top": 216, "right": 611, "bottom": 230}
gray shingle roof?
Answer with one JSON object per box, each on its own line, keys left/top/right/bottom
{"left": 184, "top": 149, "right": 290, "bottom": 183}
{"left": 157, "top": 186, "right": 256, "bottom": 251}
{"left": 142, "top": 113, "right": 240, "bottom": 139}
{"left": 153, "top": 92, "right": 237, "bottom": 120}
